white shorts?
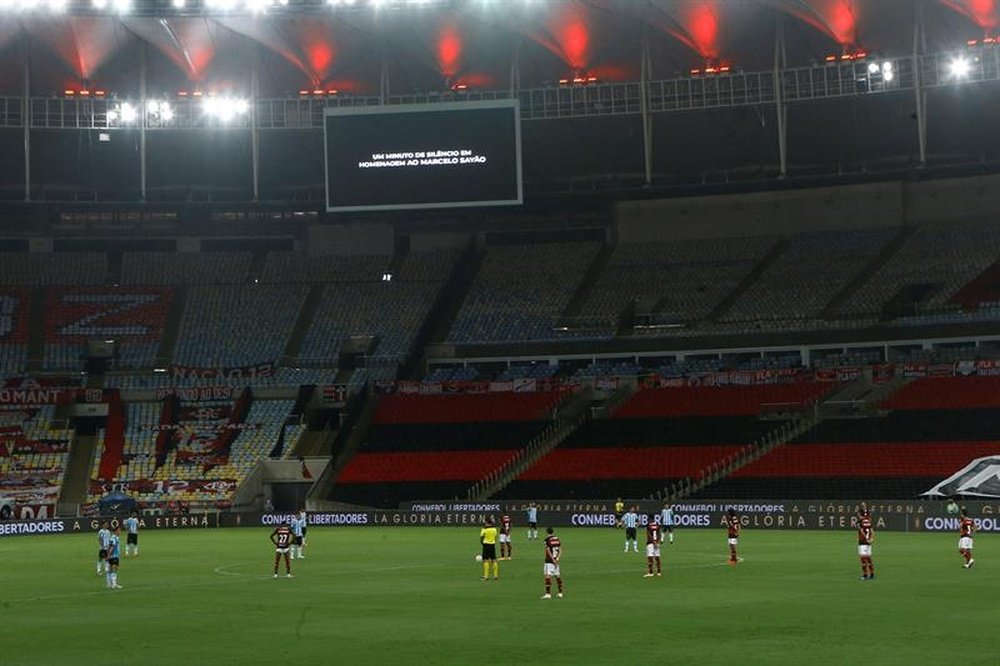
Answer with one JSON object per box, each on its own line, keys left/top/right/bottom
{"left": 646, "top": 543, "right": 661, "bottom": 558}
{"left": 275, "top": 547, "right": 290, "bottom": 554}
{"left": 728, "top": 538, "right": 738, "bottom": 547}
{"left": 499, "top": 534, "right": 510, "bottom": 544}
{"left": 544, "top": 562, "right": 561, "bottom": 578}
{"left": 959, "top": 537, "right": 974, "bottom": 551}
{"left": 857, "top": 544, "right": 872, "bottom": 557}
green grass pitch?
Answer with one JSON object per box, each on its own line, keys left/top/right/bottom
{"left": 1, "top": 527, "right": 994, "bottom": 665}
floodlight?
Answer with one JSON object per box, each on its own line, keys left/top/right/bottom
{"left": 116, "top": 102, "right": 138, "bottom": 124}
{"left": 949, "top": 56, "right": 971, "bottom": 79}
{"left": 867, "top": 62, "right": 879, "bottom": 74}
{"left": 203, "top": 97, "right": 250, "bottom": 122}
{"left": 110, "top": 0, "right": 129, "bottom": 11}
{"left": 91, "top": 0, "right": 107, "bottom": 8}
{"left": 171, "top": 0, "right": 185, "bottom": 6}
{"left": 147, "top": 100, "right": 174, "bottom": 122}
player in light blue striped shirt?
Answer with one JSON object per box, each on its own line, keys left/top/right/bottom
{"left": 124, "top": 513, "right": 140, "bottom": 556}
{"left": 290, "top": 515, "right": 305, "bottom": 559}
{"left": 106, "top": 526, "right": 123, "bottom": 589}
{"left": 526, "top": 503, "right": 538, "bottom": 540}
{"left": 96, "top": 522, "right": 111, "bottom": 575}
{"left": 660, "top": 503, "right": 676, "bottom": 545}
{"left": 622, "top": 508, "right": 639, "bottom": 553}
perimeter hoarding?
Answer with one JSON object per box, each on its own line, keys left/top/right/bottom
{"left": 5, "top": 502, "right": 1000, "bottom": 538}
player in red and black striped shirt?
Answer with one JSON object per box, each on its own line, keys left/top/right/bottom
{"left": 270, "top": 522, "right": 294, "bottom": 578}
{"left": 499, "top": 514, "right": 512, "bottom": 560}
{"left": 857, "top": 508, "right": 875, "bottom": 580}
{"left": 725, "top": 509, "right": 741, "bottom": 565}
{"left": 541, "top": 528, "right": 563, "bottom": 599}
{"left": 958, "top": 507, "right": 976, "bottom": 569}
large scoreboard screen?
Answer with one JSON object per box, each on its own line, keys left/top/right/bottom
{"left": 324, "top": 100, "right": 522, "bottom": 213}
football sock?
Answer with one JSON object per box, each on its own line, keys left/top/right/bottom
{"left": 669, "top": 534, "right": 674, "bottom": 544}
{"left": 556, "top": 578, "right": 563, "bottom": 593}
{"left": 483, "top": 561, "right": 489, "bottom": 578}
{"left": 492, "top": 561, "right": 499, "bottom": 578}
{"left": 544, "top": 579, "right": 551, "bottom": 594}
{"left": 656, "top": 558, "right": 661, "bottom": 573}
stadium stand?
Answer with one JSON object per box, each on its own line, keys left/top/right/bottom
{"left": 578, "top": 236, "right": 777, "bottom": 325}
{"left": 43, "top": 287, "right": 174, "bottom": 371}
{"left": 260, "top": 253, "right": 390, "bottom": 284}
{"left": 296, "top": 251, "right": 459, "bottom": 364}
{"left": 0, "top": 288, "right": 30, "bottom": 376}
{"left": 87, "top": 396, "right": 298, "bottom": 510}
{"left": 121, "top": 252, "right": 252, "bottom": 285}
{"left": 497, "top": 384, "right": 831, "bottom": 499}
{"left": 837, "top": 222, "right": 1000, "bottom": 317}
{"left": 0, "top": 252, "right": 106, "bottom": 285}
{"left": 722, "top": 228, "right": 897, "bottom": 323}
{"left": 173, "top": 286, "right": 307, "bottom": 367}
{"left": 331, "top": 392, "right": 567, "bottom": 507}
{"left": 0, "top": 405, "right": 74, "bottom": 515}
{"left": 448, "top": 242, "right": 601, "bottom": 343}
{"left": 699, "top": 376, "right": 1000, "bottom": 498}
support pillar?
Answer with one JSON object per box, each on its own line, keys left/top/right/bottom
{"left": 640, "top": 33, "right": 653, "bottom": 186}
{"left": 773, "top": 17, "right": 788, "bottom": 179}
{"left": 139, "top": 43, "right": 148, "bottom": 202}
{"left": 23, "top": 34, "right": 30, "bottom": 203}
{"left": 251, "top": 49, "right": 260, "bottom": 202}
{"left": 913, "top": 0, "right": 927, "bottom": 167}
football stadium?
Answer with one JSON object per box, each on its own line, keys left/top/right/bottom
{"left": 1, "top": 0, "right": 1000, "bottom": 663}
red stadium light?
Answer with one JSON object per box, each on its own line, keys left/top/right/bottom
{"left": 558, "top": 78, "right": 569, "bottom": 85}
{"left": 312, "top": 89, "right": 324, "bottom": 95}
{"left": 854, "top": 51, "right": 867, "bottom": 59}
{"left": 450, "top": 84, "right": 467, "bottom": 91}
{"left": 192, "top": 91, "right": 203, "bottom": 97}
{"left": 690, "top": 68, "right": 701, "bottom": 76}
{"left": 984, "top": 37, "right": 997, "bottom": 44}
{"left": 840, "top": 53, "right": 852, "bottom": 60}
{"left": 719, "top": 65, "right": 731, "bottom": 74}
{"left": 825, "top": 55, "right": 837, "bottom": 63}
{"left": 587, "top": 76, "right": 597, "bottom": 82}
{"left": 79, "top": 89, "right": 90, "bottom": 96}
{"left": 705, "top": 67, "right": 718, "bottom": 74}
{"left": 64, "top": 89, "right": 75, "bottom": 96}
{"left": 298, "top": 90, "right": 309, "bottom": 96}
{"left": 178, "top": 91, "right": 189, "bottom": 97}
{"left": 326, "top": 89, "right": 338, "bottom": 95}
{"left": 968, "top": 39, "right": 979, "bottom": 46}
{"left": 94, "top": 90, "right": 106, "bottom": 97}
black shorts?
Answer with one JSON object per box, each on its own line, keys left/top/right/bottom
{"left": 98, "top": 549, "right": 108, "bottom": 560}
{"left": 294, "top": 536, "right": 303, "bottom": 546}
{"left": 301, "top": 527, "right": 307, "bottom": 538}
{"left": 481, "top": 543, "right": 497, "bottom": 561}
{"left": 665, "top": 524, "right": 673, "bottom": 532}
{"left": 127, "top": 533, "right": 138, "bottom": 545}
{"left": 528, "top": 522, "right": 537, "bottom": 529}
{"left": 108, "top": 557, "right": 119, "bottom": 567}
{"left": 626, "top": 527, "right": 637, "bottom": 540}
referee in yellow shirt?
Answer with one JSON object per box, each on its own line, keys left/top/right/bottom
{"left": 480, "top": 518, "right": 499, "bottom": 580}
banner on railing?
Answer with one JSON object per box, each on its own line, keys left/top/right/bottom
{"left": 154, "top": 386, "right": 241, "bottom": 401}
{"left": 169, "top": 362, "right": 275, "bottom": 382}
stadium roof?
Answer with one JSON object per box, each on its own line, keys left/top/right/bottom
{"left": 0, "top": 0, "right": 995, "bottom": 96}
